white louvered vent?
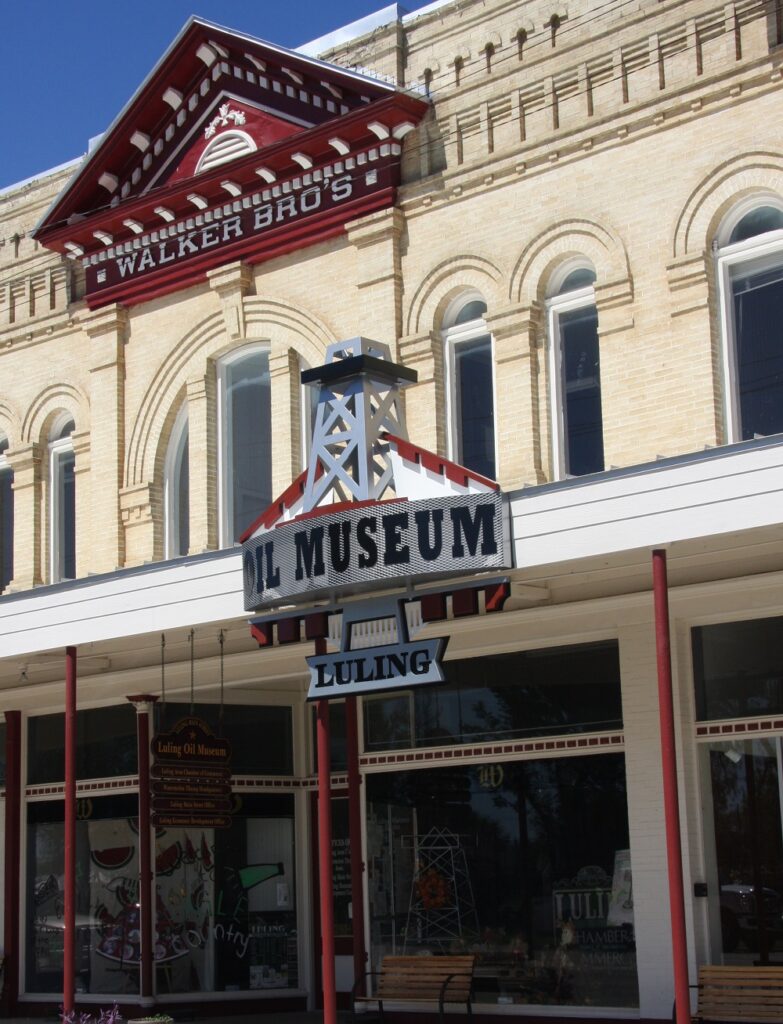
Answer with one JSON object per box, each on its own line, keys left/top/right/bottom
{"left": 196, "top": 130, "right": 257, "bottom": 174}
{"left": 328, "top": 603, "right": 423, "bottom": 649}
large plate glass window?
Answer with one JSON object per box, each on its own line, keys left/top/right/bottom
{"left": 547, "top": 264, "right": 603, "bottom": 478}
{"left": 218, "top": 345, "right": 272, "bottom": 546}
{"left": 363, "top": 641, "right": 637, "bottom": 1008}
{"left": 49, "top": 415, "right": 75, "bottom": 582}
{"left": 443, "top": 294, "right": 497, "bottom": 480}
{"left": 716, "top": 199, "right": 783, "bottom": 442}
{"left": 0, "top": 434, "right": 12, "bottom": 592}
{"left": 694, "top": 616, "right": 783, "bottom": 962}
{"left": 366, "top": 754, "right": 637, "bottom": 1008}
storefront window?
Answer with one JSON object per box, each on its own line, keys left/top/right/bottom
{"left": 366, "top": 753, "right": 637, "bottom": 1007}
{"left": 26, "top": 795, "right": 140, "bottom": 995}
{"left": 693, "top": 615, "right": 783, "bottom": 720}
{"left": 700, "top": 738, "right": 783, "bottom": 962}
{"left": 364, "top": 641, "right": 622, "bottom": 750}
{"left": 28, "top": 705, "right": 137, "bottom": 785}
{"left": 154, "top": 793, "right": 297, "bottom": 993}
{"left": 155, "top": 703, "right": 293, "bottom": 776}
{"left": 25, "top": 793, "right": 298, "bottom": 996}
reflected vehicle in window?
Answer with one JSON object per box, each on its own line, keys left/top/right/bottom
{"left": 720, "top": 884, "right": 783, "bottom": 953}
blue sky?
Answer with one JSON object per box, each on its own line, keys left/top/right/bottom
{"left": 0, "top": 0, "right": 432, "bottom": 190}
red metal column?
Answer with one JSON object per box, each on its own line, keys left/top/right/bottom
{"left": 652, "top": 549, "right": 691, "bottom": 1024}
{"left": 345, "top": 697, "right": 367, "bottom": 991}
{"left": 2, "top": 710, "right": 22, "bottom": 1015}
{"left": 127, "top": 695, "right": 158, "bottom": 1006}
{"left": 316, "top": 636, "right": 337, "bottom": 1024}
{"left": 63, "top": 646, "right": 77, "bottom": 1014}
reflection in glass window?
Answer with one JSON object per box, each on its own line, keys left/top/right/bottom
{"left": 364, "top": 641, "right": 622, "bottom": 751}
{"left": 718, "top": 203, "right": 783, "bottom": 441}
{"left": 0, "top": 435, "right": 12, "bottom": 591}
{"left": 26, "top": 794, "right": 140, "bottom": 995}
{"left": 700, "top": 738, "right": 783, "bottom": 963}
{"left": 28, "top": 705, "right": 138, "bottom": 784}
{"left": 366, "top": 753, "right": 638, "bottom": 1007}
{"left": 444, "top": 297, "right": 497, "bottom": 480}
{"left": 156, "top": 703, "right": 293, "bottom": 776}
{"left": 49, "top": 417, "right": 75, "bottom": 582}
{"left": 692, "top": 615, "right": 783, "bottom": 721}
{"left": 25, "top": 794, "right": 298, "bottom": 996}
{"left": 154, "top": 794, "right": 297, "bottom": 994}
{"left": 219, "top": 347, "right": 272, "bottom": 545}
{"left": 548, "top": 266, "right": 604, "bottom": 478}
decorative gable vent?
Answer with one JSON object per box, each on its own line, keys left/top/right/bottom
{"left": 196, "top": 129, "right": 257, "bottom": 173}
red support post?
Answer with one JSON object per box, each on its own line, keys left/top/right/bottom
{"left": 128, "top": 695, "right": 158, "bottom": 1006}
{"left": 316, "top": 634, "right": 337, "bottom": 1024}
{"left": 345, "top": 697, "right": 367, "bottom": 990}
{"left": 63, "top": 646, "right": 77, "bottom": 1014}
{"left": 2, "top": 711, "right": 22, "bottom": 1015}
{"left": 652, "top": 550, "right": 691, "bottom": 1024}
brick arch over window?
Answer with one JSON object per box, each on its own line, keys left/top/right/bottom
{"left": 127, "top": 299, "right": 335, "bottom": 488}
{"left": 405, "top": 253, "right": 504, "bottom": 336}
{"left": 0, "top": 400, "right": 21, "bottom": 448}
{"left": 21, "top": 383, "right": 89, "bottom": 445}
{"left": 672, "top": 151, "right": 783, "bottom": 258}
{"left": 509, "top": 219, "right": 631, "bottom": 306}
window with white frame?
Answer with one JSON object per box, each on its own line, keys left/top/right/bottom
{"left": 443, "top": 294, "right": 497, "bottom": 480}
{"left": 49, "top": 415, "right": 75, "bottom": 582}
{"left": 547, "top": 262, "right": 604, "bottom": 478}
{"left": 716, "top": 198, "right": 783, "bottom": 443}
{"left": 0, "top": 434, "right": 13, "bottom": 591}
{"left": 164, "top": 404, "right": 189, "bottom": 558}
{"left": 217, "top": 345, "right": 272, "bottom": 545}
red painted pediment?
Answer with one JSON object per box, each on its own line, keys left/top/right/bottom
{"left": 33, "top": 17, "right": 427, "bottom": 308}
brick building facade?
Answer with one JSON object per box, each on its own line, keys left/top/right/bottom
{"left": 1, "top": 0, "right": 783, "bottom": 1020}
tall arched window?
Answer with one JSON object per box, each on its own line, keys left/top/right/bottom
{"left": 716, "top": 198, "right": 783, "bottom": 442}
{"left": 164, "top": 404, "right": 189, "bottom": 558}
{"left": 49, "top": 415, "right": 75, "bottom": 582}
{"left": 443, "top": 294, "right": 497, "bottom": 480}
{"left": 0, "top": 435, "right": 13, "bottom": 592}
{"left": 547, "top": 263, "right": 604, "bottom": 478}
{"left": 218, "top": 345, "right": 272, "bottom": 545}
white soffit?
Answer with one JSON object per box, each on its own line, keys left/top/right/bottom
{"left": 0, "top": 438, "right": 781, "bottom": 659}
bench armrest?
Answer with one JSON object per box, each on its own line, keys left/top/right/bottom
{"left": 439, "top": 971, "right": 473, "bottom": 1010}
{"left": 352, "top": 969, "right": 381, "bottom": 1002}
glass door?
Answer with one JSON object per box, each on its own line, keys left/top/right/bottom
{"left": 702, "top": 738, "right": 783, "bottom": 962}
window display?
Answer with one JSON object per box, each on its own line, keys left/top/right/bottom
{"left": 366, "top": 753, "right": 638, "bottom": 1008}
{"left": 26, "top": 793, "right": 298, "bottom": 996}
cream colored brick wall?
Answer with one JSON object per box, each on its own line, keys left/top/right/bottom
{"left": 0, "top": 0, "right": 781, "bottom": 584}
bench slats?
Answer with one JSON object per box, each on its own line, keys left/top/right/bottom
{"left": 696, "top": 965, "right": 783, "bottom": 1023}
{"left": 354, "top": 954, "right": 476, "bottom": 1018}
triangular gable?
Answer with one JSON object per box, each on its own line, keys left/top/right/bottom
{"left": 33, "top": 17, "right": 427, "bottom": 309}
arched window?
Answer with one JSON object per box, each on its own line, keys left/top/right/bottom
{"left": 716, "top": 198, "right": 783, "bottom": 442}
{"left": 164, "top": 404, "right": 189, "bottom": 558}
{"left": 299, "top": 357, "right": 319, "bottom": 471}
{"left": 443, "top": 294, "right": 497, "bottom": 480}
{"left": 49, "top": 414, "right": 75, "bottom": 582}
{"left": 217, "top": 345, "right": 272, "bottom": 545}
{"left": 0, "top": 434, "right": 13, "bottom": 592}
{"left": 547, "top": 262, "right": 604, "bottom": 478}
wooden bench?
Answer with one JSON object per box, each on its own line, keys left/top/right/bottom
{"left": 690, "top": 965, "right": 783, "bottom": 1022}
{"left": 352, "top": 954, "right": 475, "bottom": 1022}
